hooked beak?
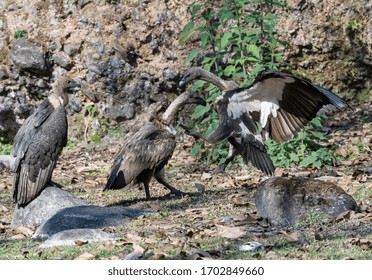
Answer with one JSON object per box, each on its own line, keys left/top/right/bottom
{"left": 178, "top": 79, "right": 186, "bottom": 88}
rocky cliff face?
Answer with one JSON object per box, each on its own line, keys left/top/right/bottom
{"left": 0, "top": 0, "right": 370, "bottom": 142}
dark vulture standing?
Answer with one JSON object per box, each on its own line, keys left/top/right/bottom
{"left": 104, "top": 91, "right": 206, "bottom": 199}
{"left": 11, "top": 75, "right": 80, "bottom": 207}
{"left": 178, "top": 67, "right": 348, "bottom": 175}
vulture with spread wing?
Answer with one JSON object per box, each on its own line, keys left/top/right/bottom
{"left": 11, "top": 75, "right": 80, "bottom": 207}
{"left": 104, "top": 91, "right": 206, "bottom": 199}
{"left": 178, "top": 67, "right": 348, "bottom": 175}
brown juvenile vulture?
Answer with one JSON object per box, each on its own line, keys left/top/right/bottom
{"left": 178, "top": 67, "right": 348, "bottom": 175}
{"left": 11, "top": 75, "right": 80, "bottom": 207}
{"left": 104, "top": 91, "right": 206, "bottom": 199}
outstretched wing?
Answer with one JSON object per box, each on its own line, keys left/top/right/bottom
{"left": 224, "top": 70, "right": 348, "bottom": 144}
{"left": 13, "top": 105, "right": 68, "bottom": 206}
{"left": 105, "top": 124, "right": 176, "bottom": 190}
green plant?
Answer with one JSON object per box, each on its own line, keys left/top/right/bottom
{"left": 84, "top": 104, "right": 110, "bottom": 144}
{"left": 14, "top": 29, "right": 27, "bottom": 39}
{"left": 0, "top": 137, "right": 12, "bottom": 155}
{"left": 180, "top": 0, "right": 287, "bottom": 165}
{"left": 265, "top": 116, "right": 335, "bottom": 168}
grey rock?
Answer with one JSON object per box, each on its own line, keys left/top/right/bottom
{"left": 255, "top": 177, "right": 358, "bottom": 226}
{"left": 238, "top": 242, "right": 264, "bottom": 252}
{"left": 77, "top": 0, "right": 91, "bottom": 9}
{"left": 0, "top": 66, "right": 9, "bottom": 79}
{"left": 39, "top": 228, "right": 117, "bottom": 248}
{"left": 0, "top": 155, "right": 14, "bottom": 170}
{"left": 63, "top": 42, "right": 81, "bottom": 56}
{"left": 10, "top": 38, "right": 48, "bottom": 75}
{"left": 109, "top": 103, "right": 135, "bottom": 122}
{"left": 34, "top": 205, "right": 151, "bottom": 239}
{"left": 53, "top": 55, "right": 73, "bottom": 70}
{"left": 12, "top": 185, "right": 88, "bottom": 228}
{"left": 7, "top": 3, "right": 19, "bottom": 11}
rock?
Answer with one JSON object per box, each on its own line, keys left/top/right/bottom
{"left": 0, "top": 155, "right": 14, "bottom": 170}
{"left": 11, "top": 184, "right": 88, "bottom": 228}
{"left": 39, "top": 228, "right": 117, "bottom": 248}
{"left": 53, "top": 55, "right": 73, "bottom": 70}
{"left": 109, "top": 103, "right": 136, "bottom": 122}
{"left": 63, "top": 42, "right": 81, "bottom": 56}
{"left": 77, "top": 0, "right": 92, "bottom": 9}
{"left": 255, "top": 177, "right": 358, "bottom": 226}
{"left": 34, "top": 205, "right": 151, "bottom": 239}
{"left": 238, "top": 241, "right": 264, "bottom": 252}
{"left": 10, "top": 38, "right": 48, "bottom": 75}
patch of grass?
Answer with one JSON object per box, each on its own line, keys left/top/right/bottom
{"left": 14, "top": 29, "right": 27, "bottom": 39}
{"left": 0, "top": 137, "right": 12, "bottom": 155}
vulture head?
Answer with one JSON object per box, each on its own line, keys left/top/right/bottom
{"left": 51, "top": 76, "right": 81, "bottom": 107}
{"left": 178, "top": 67, "right": 203, "bottom": 88}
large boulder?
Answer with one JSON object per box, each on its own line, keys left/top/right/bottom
{"left": 10, "top": 38, "right": 49, "bottom": 76}
{"left": 34, "top": 204, "right": 151, "bottom": 239}
{"left": 12, "top": 184, "right": 87, "bottom": 228}
{"left": 255, "top": 177, "right": 358, "bottom": 226}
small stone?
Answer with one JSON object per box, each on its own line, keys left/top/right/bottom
{"left": 238, "top": 242, "right": 264, "bottom": 252}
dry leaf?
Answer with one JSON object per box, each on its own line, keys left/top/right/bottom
{"left": 265, "top": 251, "right": 278, "bottom": 259}
{"left": 74, "top": 240, "right": 89, "bottom": 246}
{"left": 280, "top": 231, "right": 300, "bottom": 243}
{"left": 147, "top": 203, "right": 162, "bottom": 212}
{"left": 74, "top": 252, "right": 95, "bottom": 260}
{"left": 216, "top": 225, "right": 246, "bottom": 239}
{"left": 14, "top": 226, "right": 34, "bottom": 237}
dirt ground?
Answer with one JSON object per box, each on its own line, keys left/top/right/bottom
{"left": 0, "top": 101, "right": 371, "bottom": 260}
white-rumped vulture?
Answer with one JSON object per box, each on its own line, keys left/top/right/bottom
{"left": 11, "top": 75, "right": 80, "bottom": 207}
{"left": 104, "top": 91, "right": 206, "bottom": 200}
{"left": 178, "top": 67, "right": 348, "bottom": 175}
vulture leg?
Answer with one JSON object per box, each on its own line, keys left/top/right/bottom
{"left": 139, "top": 169, "right": 153, "bottom": 200}
{"left": 154, "top": 169, "right": 186, "bottom": 197}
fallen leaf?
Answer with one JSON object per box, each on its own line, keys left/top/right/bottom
{"left": 14, "top": 226, "right": 34, "bottom": 237}
{"left": 74, "top": 240, "right": 89, "bottom": 246}
{"left": 216, "top": 225, "right": 246, "bottom": 239}
{"left": 74, "top": 252, "right": 95, "bottom": 260}
{"left": 147, "top": 203, "right": 163, "bottom": 212}
{"left": 201, "top": 173, "right": 212, "bottom": 180}
{"left": 265, "top": 251, "right": 278, "bottom": 259}
{"left": 280, "top": 231, "right": 301, "bottom": 243}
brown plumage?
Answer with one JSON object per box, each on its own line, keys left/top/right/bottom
{"left": 11, "top": 75, "right": 80, "bottom": 207}
{"left": 104, "top": 91, "right": 206, "bottom": 199}
{"left": 179, "top": 67, "right": 348, "bottom": 175}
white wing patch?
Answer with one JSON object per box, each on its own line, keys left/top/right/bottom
{"left": 238, "top": 122, "right": 263, "bottom": 143}
{"left": 226, "top": 76, "right": 295, "bottom": 126}
{"left": 260, "top": 101, "right": 279, "bottom": 128}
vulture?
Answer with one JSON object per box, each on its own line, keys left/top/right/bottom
{"left": 178, "top": 67, "right": 348, "bottom": 175}
{"left": 11, "top": 75, "right": 80, "bottom": 207}
{"left": 104, "top": 91, "right": 206, "bottom": 200}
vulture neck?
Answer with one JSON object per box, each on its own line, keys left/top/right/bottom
{"left": 162, "top": 94, "right": 189, "bottom": 126}
{"left": 48, "top": 78, "right": 69, "bottom": 109}
{"left": 196, "top": 68, "right": 238, "bottom": 91}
